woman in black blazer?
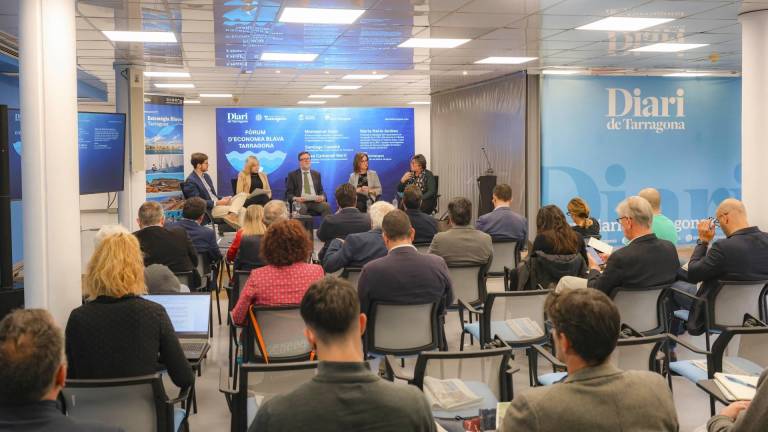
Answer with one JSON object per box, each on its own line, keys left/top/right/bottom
{"left": 397, "top": 154, "right": 437, "bottom": 214}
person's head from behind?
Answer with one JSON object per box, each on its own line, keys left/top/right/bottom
{"left": 335, "top": 183, "right": 357, "bottom": 209}
{"left": 536, "top": 205, "right": 570, "bottom": 233}
{"left": 567, "top": 197, "right": 591, "bottom": 226}
{"left": 86, "top": 231, "right": 146, "bottom": 300}
{"left": 263, "top": 200, "right": 288, "bottom": 226}
{"left": 0, "top": 309, "right": 66, "bottom": 405}
{"left": 615, "top": 196, "right": 653, "bottom": 241}
{"left": 260, "top": 219, "right": 312, "bottom": 266}
{"left": 191, "top": 152, "right": 209, "bottom": 172}
{"left": 545, "top": 288, "right": 620, "bottom": 369}
{"left": 381, "top": 209, "right": 414, "bottom": 249}
{"left": 242, "top": 205, "right": 267, "bottom": 237}
{"left": 137, "top": 201, "right": 164, "bottom": 229}
{"left": 403, "top": 185, "right": 422, "bottom": 210}
{"left": 93, "top": 224, "right": 130, "bottom": 247}
{"left": 301, "top": 276, "right": 365, "bottom": 358}
{"left": 369, "top": 201, "right": 395, "bottom": 230}
{"left": 182, "top": 197, "right": 208, "bottom": 223}
{"left": 242, "top": 155, "right": 260, "bottom": 175}
{"left": 447, "top": 197, "right": 472, "bottom": 227}
{"left": 638, "top": 188, "right": 662, "bottom": 214}
{"left": 410, "top": 154, "right": 427, "bottom": 174}
{"left": 716, "top": 198, "right": 749, "bottom": 236}
{"left": 492, "top": 184, "right": 512, "bottom": 207}
{"left": 537, "top": 205, "right": 580, "bottom": 254}
{"left": 298, "top": 151, "right": 311, "bottom": 170}
{"left": 353, "top": 152, "right": 369, "bottom": 174}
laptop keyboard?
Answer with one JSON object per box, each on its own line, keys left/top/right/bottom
{"left": 181, "top": 342, "right": 206, "bottom": 353}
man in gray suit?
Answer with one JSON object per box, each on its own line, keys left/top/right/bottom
{"left": 429, "top": 197, "right": 492, "bottom": 266}
{"left": 501, "top": 288, "right": 678, "bottom": 432}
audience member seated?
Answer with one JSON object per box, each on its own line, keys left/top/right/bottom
{"left": 0, "top": 309, "right": 123, "bottom": 432}
{"left": 476, "top": 183, "right": 527, "bottom": 244}
{"left": 501, "top": 288, "right": 678, "bottom": 432}
{"left": 65, "top": 232, "right": 194, "bottom": 389}
{"left": 707, "top": 367, "right": 768, "bottom": 431}
{"left": 166, "top": 197, "right": 223, "bottom": 265}
{"left": 227, "top": 205, "right": 267, "bottom": 272}
{"left": 182, "top": 152, "right": 243, "bottom": 228}
{"left": 639, "top": 187, "right": 678, "bottom": 245}
{"left": 358, "top": 210, "right": 453, "bottom": 319}
{"left": 403, "top": 185, "right": 438, "bottom": 244}
{"left": 263, "top": 200, "right": 289, "bottom": 226}
{"left": 429, "top": 197, "right": 492, "bottom": 266}
{"left": 532, "top": 205, "right": 588, "bottom": 264}
{"left": 133, "top": 201, "right": 200, "bottom": 289}
{"left": 250, "top": 276, "right": 435, "bottom": 432}
{"left": 567, "top": 197, "right": 601, "bottom": 239}
{"left": 672, "top": 199, "right": 768, "bottom": 336}
{"left": 557, "top": 196, "right": 679, "bottom": 296}
{"left": 231, "top": 220, "right": 324, "bottom": 326}
{"left": 322, "top": 201, "right": 394, "bottom": 273}
{"left": 316, "top": 183, "right": 371, "bottom": 261}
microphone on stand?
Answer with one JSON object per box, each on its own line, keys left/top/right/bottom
{"left": 481, "top": 147, "right": 494, "bottom": 175}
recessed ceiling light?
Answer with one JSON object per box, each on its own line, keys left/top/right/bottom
{"left": 279, "top": 7, "right": 365, "bottom": 24}
{"left": 663, "top": 72, "right": 711, "bottom": 77}
{"left": 542, "top": 69, "right": 584, "bottom": 75}
{"left": 342, "top": 74, "right": 388, "bottom": 80}
{"left": 275, "top": 70, "right": 281, "bottom": 74}
{"left": 630, "top": 43, "right": 709, "bottom": 53}
{"left": 144, "top": 71, "right": 190, "bottom": 78}
{"left": 298, "top": 100, "right": 327, "bottom": 105}
{"left": 577, "top": 17, "right": 675, "bottom": 32}
{"left": 260, "top": 52, "right": 318, "bottom": 62}
{"left": 462, "top": 71, "right": 468, "bottom": 75}
{"left": 475, "top": 57, "right": 538, "bottom": 64}
{"left": 153, "top": 83, "right": 195, "bottom": 88}
{"left": 324, "top": 85, "right": 362, "bottom": 90}
{"left": 184, "top": 100, "right": 201, "bottom": 104}
{"left": 409, "top": 101, "right": 431, "bottom": 105}
{"left": 398, "top": 38, "right": 471, "bottom": 49}
{"left": 200, "top": 93, "right": 233, "bottom": 98}
{"left": 308, "top": 95, "right": 341, "bottom": 98}
{"left": 102, "top": 31, "right": 177, "bottom": 43}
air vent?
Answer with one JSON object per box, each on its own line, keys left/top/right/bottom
{"left": 0, "top": 31, "right": 19, "bottom": 59}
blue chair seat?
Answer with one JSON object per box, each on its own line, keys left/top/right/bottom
{"left": 670, "top": 357, "right": 764, "bottom": 383}
{"left": 674, "top": 310, "right": 689, "bottom": 321}
{"left": 174, "top": 408, "right": 186, "bottom": 432}
{"left": 463, "top": 321, "right": 545, "bottom": 343}
{"left": 537, "top": 372, "right": 568, "bottom": 386}
{"left": 431, "top": 380, "right": 498, "bottom": 419}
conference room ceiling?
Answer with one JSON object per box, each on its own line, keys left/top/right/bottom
{"left": 11, "top": 0, "right": 762, "bottom": 106}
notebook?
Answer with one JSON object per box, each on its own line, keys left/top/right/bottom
{"left": 714, "top": 373, "right": 758, "bottom": 401}
{"left": 143, "top": 293, "right": 211, "bottom": 360}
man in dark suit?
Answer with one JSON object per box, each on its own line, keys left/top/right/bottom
{"left": 166, "top": 197, "right": 222, "bottom": 265}
{"left": 357, "top": 210, "right": 453, "bottom": 319}
{"left": 674, "top": 199, "right": 768, "bottom": 335}
{"left": 403, "top": 185, "right": 438, "bottom": 244}
{"left": 133, "top": 201, "right": 201, "bottom": 289}
{"left": 557, "top": 196, "right": 679, "bottom": 297}
{"left": 0, "top": 309, "right": 123, "bottom": 432}
{"left": 285, "top": 151, "right": 331, "bottom": 216}
{"left": 317, "top": 183, "right": 371, "bottom": 261}
{"left": 322, "top": 201, "right": 394, "bottom": 273}
{"left": 476, "top": 183, "right": 528, "bottom": 244}
{"left": 182, "top": 152, "right": 244, "bottom": 228}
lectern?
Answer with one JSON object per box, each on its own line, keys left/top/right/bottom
{"left": 477, "top": 175, "right": 497, "bottom": 217}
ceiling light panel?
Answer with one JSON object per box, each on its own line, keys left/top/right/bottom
{"left": 577, "top": 17, "right": 675, "bottom": 32}
{"left": 144, "top": 71, "right": 190, "bottom": 78}
{"left": 260, "top": 52, "right": 319, "bottom": 62}
{"left": 398, "top": 38, "right": 471, "bottom": 48}
{"left": 298, "top": 100, "right": 327, "bottom": 104}
{"left": 342, "top": 74, "right": 388, "bottom": 80}
{"left": 102, "top": 31, "right": 177, "bottom": 43}
{"left": 154, "top": 83, "right": 195, "bottom": 88}
{"left": 308, "top": 95, "right": 341, "bottom": 98}
{"left": 474, "top": 57, "right": 538, "bottom": 64}
{"left": 323, "top": 85, "right": 362, "bottom": 90}
{"left": 630, "top": 43, "right": 709, "bottom": 53}
{"left": 279, "top": 7, "right": 365, "bottom": 24}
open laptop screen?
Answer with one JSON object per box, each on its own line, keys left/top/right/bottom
{"left": 143, "top": 294, "right": 210, "bottom": 336}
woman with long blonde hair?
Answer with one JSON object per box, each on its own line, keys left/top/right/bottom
{"left": 227, "top": 204, "right": 268, "bottom": 271}
{"left": 236, "top": 156, "right": 272, "bottom": 208}
{"left": 65, "top": 231, "right": 194, "bottom": 389}
{"left": 567, "top": 197, "right": 601, "bottom": 239}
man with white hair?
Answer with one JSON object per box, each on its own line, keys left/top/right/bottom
{"left": 263, "top": 200, "right": 289, "bottom": 226}
{"left": 557, "top": 196, "right": 679, "bottom": 296}
{"left": 321, "top": 201, "right": 395, "bottom": 273}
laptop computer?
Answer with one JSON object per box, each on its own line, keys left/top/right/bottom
{"left": 143, "top": 293, "right": 211, "bottom": 360}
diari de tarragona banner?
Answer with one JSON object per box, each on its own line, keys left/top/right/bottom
{"left": 542, "top": 76, "right": 741, "bottom": 246}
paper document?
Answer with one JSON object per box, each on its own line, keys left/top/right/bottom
{"left": 691, "top": 359, "right": 753, "bottom": 376}
{"left": 714, "top": 373, "right": 758, "bottom": 401}
{"left": 294, "top": 195, "right": 320, "bottom": 202}
{"left": 423, "top": 377, "right": 483, "bottom": 411}
{"left": 505, "top": 317, "right": 544, "bottom": 339}
{"left": 587, "top": 237, "right": 614, "bottom": 254}
{"left": 247, "top": 188, "right": 268, "bottom": 199}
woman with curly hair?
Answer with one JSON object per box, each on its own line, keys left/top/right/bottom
{"left": 231, "top": 219, "right": 324, "bottom": 325}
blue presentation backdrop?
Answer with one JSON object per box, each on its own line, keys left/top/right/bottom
{"left": 8, "top": 109, "right": 21, "bottom": 200}
{"left": 542, "top": 76, "right": 741, "bottom": 246}
{"left": 216, "top": 107, "right": 414, "bottom": 210}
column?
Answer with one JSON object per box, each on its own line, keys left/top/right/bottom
{"left": 740, "top": 10, "right": 768, "bottom": 228}
{"left": 19, "top": 0, "right": 82, "bottom": 324}
{"left": 115, "top": 65, "right": 147, "bottom": 231}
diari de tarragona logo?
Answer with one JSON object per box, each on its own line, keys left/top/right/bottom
{"left": 605, "top": 87, "right": 686, "bottom": 134}
{"left": 227, "top": 112, "right": 248, "bottom": 124}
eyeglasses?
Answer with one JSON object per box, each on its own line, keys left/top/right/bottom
{"left": 299, "top": 157, "right": 311, "bottom": 161}
{"left": 615, "top": 216, "right": 629, "bottom": 223}
{"left": 708, "top": 217, "right": 721, "bottom": 228}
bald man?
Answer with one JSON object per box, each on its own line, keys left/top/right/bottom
{"left": 675, "top": 198, "right": 768, "bottom": 335}
{"left": 638, "top": 188, "right": 678, "bottom": 245}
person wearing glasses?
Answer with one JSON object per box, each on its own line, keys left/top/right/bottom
{"left": 556, "top": 196, "right": 679, "bottom": 297}
{"left": 285, "top": 151, "right": 331, "bottom": 217}
{"left": 348, "top": 152, "right": 381, "bottom": 213}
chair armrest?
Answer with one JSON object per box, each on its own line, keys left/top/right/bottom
{"left": 669, "top": 287, "right": 704, "bottom": 303}
{"left": 505, "top": 363, "right": 521, "bottom": 377}
{"left": 458, "top": 298, "right": 481, "bottom": 316}
{"left": 167, "top": 386, "right": 192, "bottom": 405}
{"left": 532, "top": 344, "right": 566, "bottom": 369}
{"left": 218, "top": 367, "right": 237, "bottom": 396}
{"left": 384, "top": 355, "right": 415, "bottom": 382}
{"left": 667, "top": 334, "right": 711, "bottom": 356}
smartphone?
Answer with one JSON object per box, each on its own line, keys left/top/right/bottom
{"left": 586, "top": 246, "right": 603, "bottom": 266}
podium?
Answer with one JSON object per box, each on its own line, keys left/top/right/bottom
{"left": 477, "top": 175, "right": 497, "bottom": 218}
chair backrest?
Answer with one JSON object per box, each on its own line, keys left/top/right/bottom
{"left": 609, "top": 334, "right": 667, "bottom": 373}
{"left": 414, "top": 243, "right": 431, "bottom": 254}
{"left": 711, "top": 281, "right": 768, "bottom": 328}
{"left": 229, "top": 270, "right": 252, "bottom": 309}
{"left": 341, "top": 267, "right": 363, "bottom": 290}
{"left": 483, "top": 290, "right": 551, "bottom": 346}
{"left": 447, "top": 264, "right": 487, "bottom": 307}
{"left": 233, "top": 362, "right": 319, "bottom": 432}
{"left": 711, "top": 326, "right": 768, "bottom": 377}
{"left": 367, "top": 302, "right": 440, "bottom": 356}
{"left": 612, "top": 285, "right": 669, "bottom": 335}
{"left": 246, "top": 305, "right": 312, "bottom": 363}
{"left": 197, "top": 253, "right": 212, "bottom": 280}
{"left": 62, "top": 374, "right": 171, "bottom": 432}
{"left": 528, "top": 252, "right": 586, "bottom": 290}
{"left": 173, "top": 271, "right": 193, "bottom": 288}
{"left": 488, "top": 240, "right": 518, "bottom": 275}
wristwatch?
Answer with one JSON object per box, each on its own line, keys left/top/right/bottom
{"left": 697, "top": 239, "right": 709, "bottom": 246}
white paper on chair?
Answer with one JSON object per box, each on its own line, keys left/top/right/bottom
{"left": 423, "top": 377, "right": 483, "bottom": 411}
{"left": 691, "top": 359, "right": 752, "bottom": 376}
{"left": 505, "top": 317, "right": 544, "bottom": 339}
{"left": 587, "top": 237, "right": 614, "bottom": 254}
{"left": 714, "top": 373, "right": 758, "bottom": 401}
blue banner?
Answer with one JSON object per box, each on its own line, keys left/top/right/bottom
{"left": 216, "top": 107, "right": 414, "bottom": 210}
{"left": 8, "top": 108, "right": 20, "bottom": 200}
{"left": 145, "top": 95, "right": 185, "bottom": 221}
{"left": 542, "top": 76, "right": 741, "bottom": 246}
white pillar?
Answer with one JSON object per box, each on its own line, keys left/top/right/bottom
{"left": 740, "top": 10, "right": 768, "bottom": 229}
{"left": 115, "top": 65, "right": 146, "bottom": 231}
{"left": 19, "top": 0, "right": 82, "bottom": 324}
